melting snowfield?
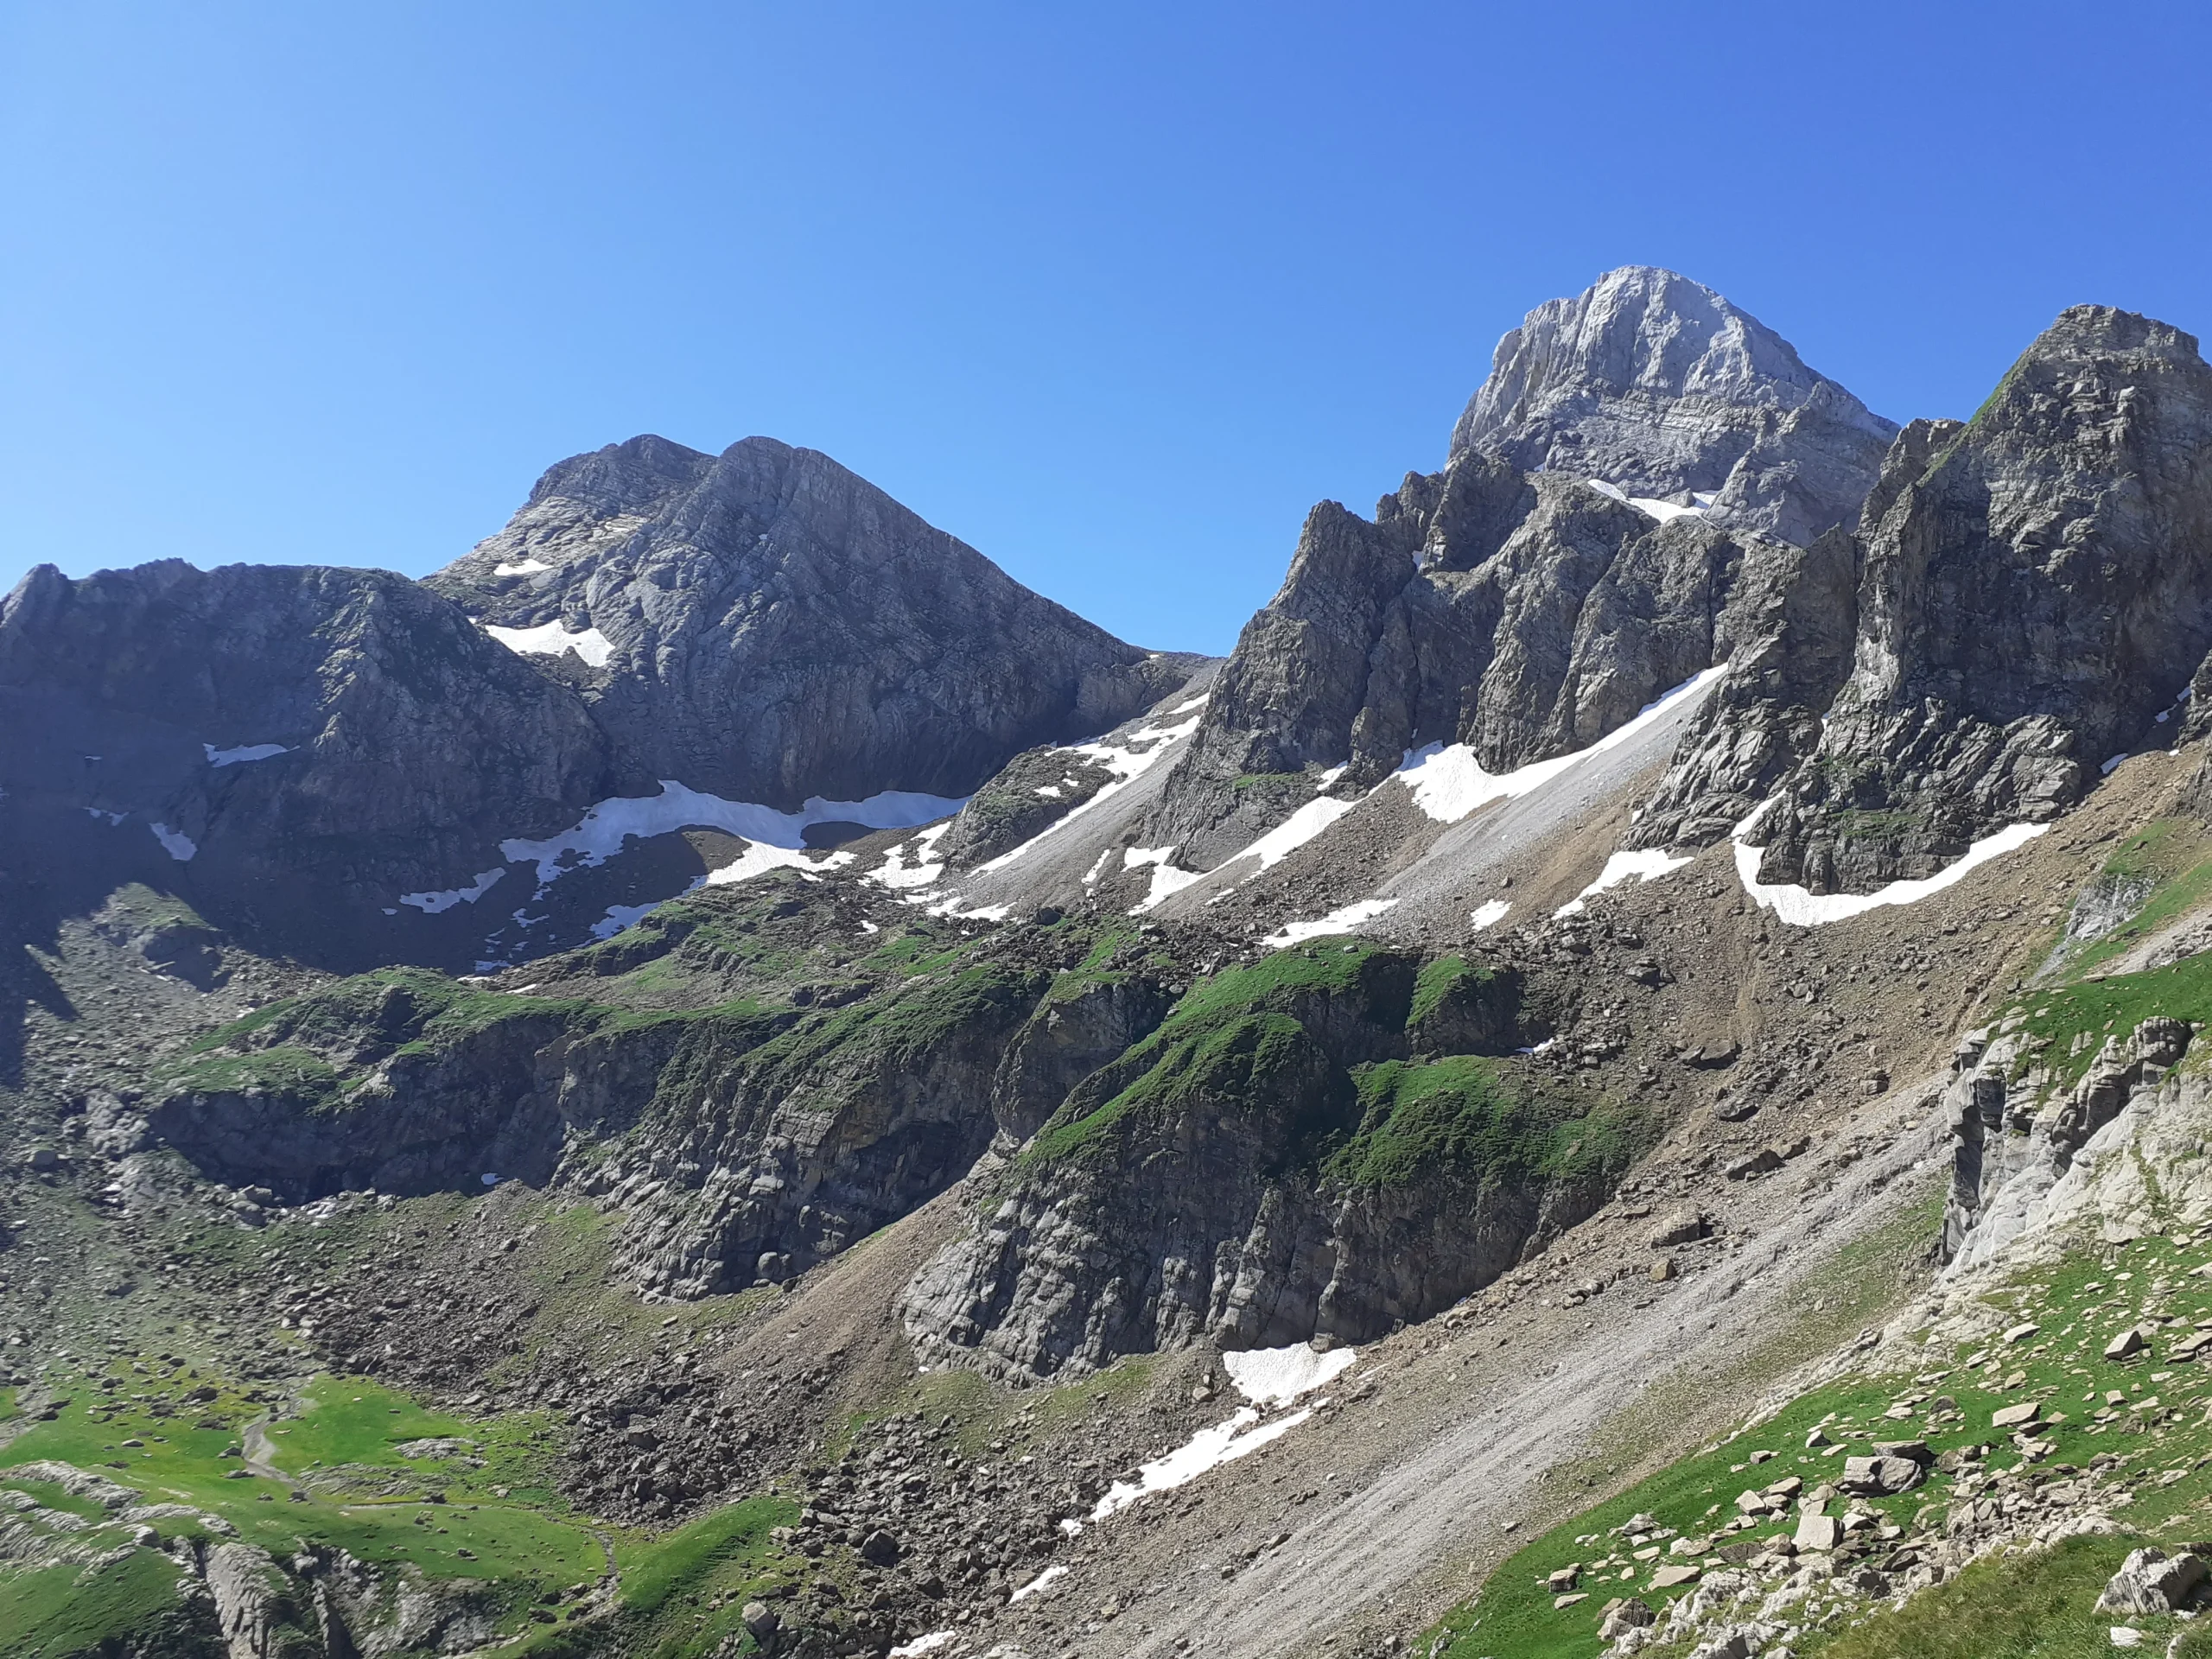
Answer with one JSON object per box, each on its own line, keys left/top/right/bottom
{"left": 1732, "top": 816, "right": 2050, "bottom": 926}
{"left": 1262, "top": 898, "right": 1400, "bottom": 949}
{"left": 1396, "top": 666, "right": 1726, "bottom": 824}
{"left": 972, "top": 703, "right": 1206, "bottom": 876}
{"left": 1086, "top": 1343, "right": 1358, "bottom": 1522}
{"left": 499, "top": 781, "right": 965, "bottom": 885}
{"left": 1554, "top": 846, "right": 1694, "bottom": 916}
{"left": 483, "top": 619, "right": 616, "bottom": 668}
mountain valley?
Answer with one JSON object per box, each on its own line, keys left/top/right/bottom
{"left": 7, "top": 268, "right": 2212, "bottom": 1659}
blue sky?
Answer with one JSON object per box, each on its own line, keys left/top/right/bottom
{"left": 4, "top": 3, "right": 2208, "bottom": 654}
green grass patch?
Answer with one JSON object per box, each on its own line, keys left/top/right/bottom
{"left": 0, "top": 1549, "right": 194, "bottom": 1658}
{"left": 2003, "top": 950, "right": 2212, "bottom": 1092}
{"left": 1324, "top": 1057, "right": 1645, "bottom": 1191}
{"left": 1426, "top": 1224, "right": 2212, "bottom": 1659}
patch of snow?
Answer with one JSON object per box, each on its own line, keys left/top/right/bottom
{"left": 1516, "top": 1037, "right": 1555, "bottom": 1056}
{"left": 1262, "top": 898, "right": 1399, "bottom": 949}
{"left": 480, "top": 1173, "right": 499, "bottom": 1186}
{"left": 1058, "top": 1516, "right": 1083, "bottom": 1537}
{"left": 1008, "top": 1564, "right": 1069, "bottom": 1604}
{"left": 872, "top": 823, "right": 952, "bottom": 891}
{"left": 1397, "top": 666, "right": 1726, "bottom": 825}
{"left": 925, "top": 898, "right": 1011, "bottom": 922}
{"left": 1081, "top": 848, "right": 1116, "bottom": 887}
{"left": 1315, "top": 764, "right": 1349, "bottom": 790}
{"left": 84, "top": 808, "right": 124, "bottom": 826}
{"left": 1169, "top": 694, "right": 1210, "bottom": 715}
{"left": 590, "top": 901, "right": 663, "bottom": 939}
{"left": 1033, "top": 784, "right": 1063, "bottom": 798}
{"left": 502, "top": 781, "right": 962, "bottom": 885}
{"left": 493, "top": 558, "right": 552, "bottom": 576}
{"left": 1470, "top": 899, "right": 1511, "bottom": 931}
{"left": 1222, "top": 1343, "right": 1358, "bottom": 1405}
{"left": 1554, "top": 899, "right": 1586, "bottom": 918}
{"left": 887, "top": 1635, "right": 957, "bottom": 1658}
{"left": 1555, "top": 848, "right": 1694, "bottom": 916}
{"left": 1731, "top": 815, "right": 2050, "bottom": 927}
{"left": 203, "top": 742, "right": 288, "bottom": 766}
{"left": 149, "top": 823, "right": 196, "bottom": 861}
{"left": 1587, "top": 479, "right": 1629, "bottom": 502}
{"left": 1236, "top": 797, "right": 1356, "bottom": 869}
{"left": 859, "top": 919, "right": 880, "bottom": 935}
{"left": 1627, "top": 495, "right": 1703, "bottom": 523}
{"left": 2101, "top": 753, "right": 2129, "bottom": 775}
{"left": 1090, "top": 1406, "right": 1315, "bottom": 1522}
{"left": 483, "top": 620, "right": 616, "bottom": 669}
{"left": 1691, "top": 491, "right": 1718, "bottom": 508}
{"left": 1125, "top": 846, "right": 1205, "bottom": 913}
{"left": 706, "top": 843, "right": 855, "bottom": 889}
{"left": 402, "top": 868, "right": 505, "bottom": 913}
{"left": 973, "top": 710, "right": 1205, "bottom": 875}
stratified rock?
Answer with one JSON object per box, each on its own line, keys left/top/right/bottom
{"left": 1452, "top": 266, "right": 1898, "bottom": 546}
{"left": 1736, "top": 307, "right": 2212, "bottom": 893}
{"left": 429, "top": 435, "right": 1192, "bottom": 809}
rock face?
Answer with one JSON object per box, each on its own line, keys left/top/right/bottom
{"left": 1145, "top": 457, "right": 1752, "bottom": 867}
{"left": 1713, "top": 308, "right": 2212, "bottom": 893}
{"left": 429, "top": 435, "right": 1190, "bottom": 810}
{"left": 1141, "top": 268, "right": 1895, "bottom": 870}
{"left": 1452, "top": 265, "right": 1898, "bottom": 546}
{"left": 899, "top": 949, "right": 1629, "bottom": 1379}
{"left": 0, "top": 560, "right": 614, "bottom": 969}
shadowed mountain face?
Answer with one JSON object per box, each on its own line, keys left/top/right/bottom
{"left": 427, "top": 435, "right": 1192, "bottom": 810}
{"left": 1452, "top": 265, "right": 1899, "bottom": 547}
{"left": 0, "top": 559, "right": 616, "bottom": 972}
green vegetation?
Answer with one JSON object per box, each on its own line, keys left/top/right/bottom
{"left": 1325, "top": 1057, "right": 1646, "bottom": 1191}
{"left": 159, "top": 1044, "right": 345, "bottom": 1104}
{"left": 0, "top": 1354, "right": 800, "bottom": 1658}
{"left": 2051, "top": 819, "right": 2212, "bottom": 982}
{"left": 1425, "top": 1225, "right": 2212, "bottom": 1658}
{"left": 2004, "top": 950, "right": 2212, "bottom": 1092}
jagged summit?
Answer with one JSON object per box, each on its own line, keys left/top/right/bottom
{"left": 1452, "top": 264, "right": 1899, "bottom": 545}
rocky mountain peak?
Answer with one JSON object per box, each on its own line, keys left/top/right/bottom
{"left": 1451, "top": 265, "right": 1899, "bottom": 545}
{"left": 430, "top": 435, "right": 1191, "bottom": 810}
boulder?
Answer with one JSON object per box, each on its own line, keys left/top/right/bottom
{"left": 2096, "top": 1548, "right": 2205, "bottom": 1613}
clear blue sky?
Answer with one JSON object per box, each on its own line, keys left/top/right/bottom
{"left": 4, "top": 3, "right": 2209, "bottom": 654}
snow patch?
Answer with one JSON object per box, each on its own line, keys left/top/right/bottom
{"left": 1234, "top": 797, "right": 1356, "bottom": 870}
{"left": 1090, "top": 1407, "right": 1315, "bottom": 1522}
{"left": 871, "top": 823, "right": 952, "bottom": 891}
{"left": 502, "top": 781, "right": 962, "bottom": 885}
{"left": 483, "top": 620, "right": 616, "bottom": 669}
{"left": 149, "top": 823, "right": 196, "bottom": 861}
{"left": 493, "top": 558, "right": 551, "bottom": 576}
{"left": 2101, "top": 753, "right": 2130, "bottom": 776}
{"left": 887, "top": 1635, "right": 957, "bottom": 1657}
{"left": 402, "top": 868, "right": 505, "bottom": 913}
{"left": 1222, "top": 1343, "right": 1358, "bottom": 1405}
{"left": 590, "top": 902, "right": 663, "bottom": 939}
{"left": 973, "top": 710, "right": 1204, "bottom": 875}
{"left": 1262, "top": 898, "right": 1399, "bottom": 949}
{"left": 203, "top": 742, "right": 288, "bottom": 766}
{"left": 1125, "top": 846, "right": 1205, "bottom": 913}
{"left": 1008, "top": 1565, "right": 1069, "bottom": 1604}
{"left": 1397, "top": 666, "right": 1725, "bottom": 825}
{"left": 1555, "top": 848, "right": 1694, "bottom": 915}
{"left": 1731, "top": 815, "right": 2050, "bottom": 927}
{"left": 84, "top": 808, "right": 124, "bottom": 826}
{"left": 1470, "top": 899, "right": 1511, "bottom": 931}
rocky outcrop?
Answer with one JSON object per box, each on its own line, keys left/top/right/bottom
{"left": 1942, "top": 1014, "right": 2195, "bottom": 1268}
{"left": 900, "top": 949, "right": 1633, "bottom": 1380}
{"left": 1734, "top": 308, "right": 2212, "bottom": 893}
{"left": 1141, "top": 268, "right": 1894, "bottom": 871}
{"left": 429, "top": 435, "right": 1193, "bottom": 809}
{"left": 0, "top": 560, "right": 614, "bottom": 969}
{"left": 1146, "top": 458, "right": 1752, "bottom": 866}
{"left": 1452, "top": 265, "right": 1898, "bottom": 546}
